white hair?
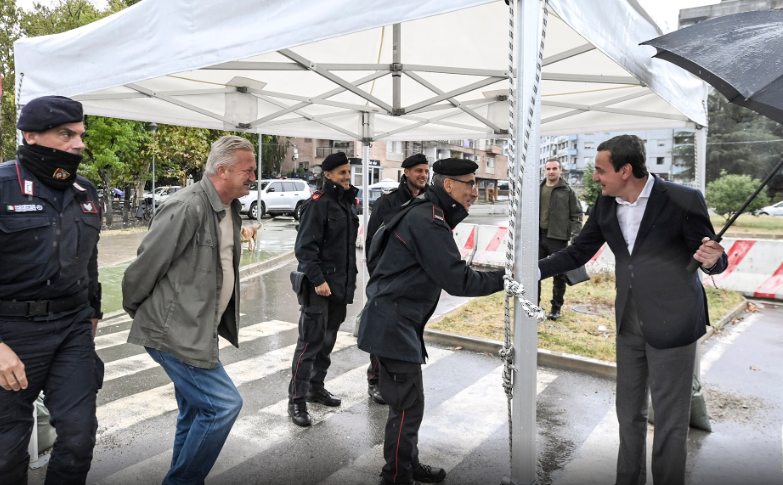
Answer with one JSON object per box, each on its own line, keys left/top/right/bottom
{"left": 204, "top": 136, "right": 255, "bottom": 176}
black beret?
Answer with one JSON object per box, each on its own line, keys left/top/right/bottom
{"left": 322, "top": 152, "right": 350, "bottom": 171}
{"left": 432, "top": 158, "right": 478, "bottom": 176}
{"left": 17, "top": 96, "right": 83, "bottom": 133}
{"left": 401, "top": 153, "right": 428, "bottom": 169}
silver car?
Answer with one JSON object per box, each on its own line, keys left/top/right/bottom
{"left": 238, "top": 179, "right": 312, "bottom": 220}
{"left": 756, "top": 201, "right": 783, "bottom": 217}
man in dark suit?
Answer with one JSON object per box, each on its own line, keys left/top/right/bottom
{"left": 538, "top": 134, "right": 727, "bottom": 485}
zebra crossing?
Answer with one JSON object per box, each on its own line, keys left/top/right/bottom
{"left": 29, "top": 301, "right": 776, "bottom": 485}
{"left": 68, "top": 310, "right": 566, "bottom": 485}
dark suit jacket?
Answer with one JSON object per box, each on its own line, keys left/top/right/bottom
{"left": 539, "top": 176, "right": 728, "bottom": 349}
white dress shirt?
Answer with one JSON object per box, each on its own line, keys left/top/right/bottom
{"left": 615, "top": 175, "right": 655, "bottom": 255}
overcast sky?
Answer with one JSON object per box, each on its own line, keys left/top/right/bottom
{"left": 15, "top": 0, "right": 719, "bottom": 30}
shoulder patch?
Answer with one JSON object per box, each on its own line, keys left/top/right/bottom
{"left": 432, "top": 206, "right": 445, "bottom": 222}
{"left": 312, "top": 191, "right": 323, "bottom": 201}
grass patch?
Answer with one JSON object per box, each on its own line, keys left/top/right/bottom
{"left": 710, "top": 214, "right": 783, "bottom": 234}
{"left": 101, "top": 226, "right": 149, "bottom": 237}
{"left": 428, "top": 272, "right": 744, "bottom": 363}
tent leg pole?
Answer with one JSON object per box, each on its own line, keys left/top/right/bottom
{"left": 695, "top": 125, "right": 707, "bottom": 195}
{"left": 256, "top": 133, "right": 264, "bottom": 224}
{"left": 504, "top": 1, "right": 545, "bottom": 484}
{"left": 393, "top": 23, "right": 402, "bottom": 114}
{"left": 354, "top": 113, "right": 373, "bottom": 338}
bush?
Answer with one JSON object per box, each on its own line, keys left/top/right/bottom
{"left": 706, "top": 171, "right": 770, "bottom": 221}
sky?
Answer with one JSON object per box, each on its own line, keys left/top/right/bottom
{"left": 15, "top": 0, "right": 719, "bottom": 30}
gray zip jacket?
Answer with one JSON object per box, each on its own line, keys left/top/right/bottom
{"left": 122, "top": 177, "right": 241, "bottom": 369}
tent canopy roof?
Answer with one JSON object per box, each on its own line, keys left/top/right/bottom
{"left": 15, "top": 0, "right": 708, "bottom": 141}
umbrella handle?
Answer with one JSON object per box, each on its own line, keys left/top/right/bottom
{"left": 686, "top": 234, "right": 723, "bottom": 273}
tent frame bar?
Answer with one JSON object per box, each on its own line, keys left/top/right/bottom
{"left": 404, "top": 76, "right": 504, "bottom": 114}
{"left": 540, "top": 88, "right": 651, "bottom": 124}
{"left": 542, "top": 100, "right": 689, "bottom": 121}
{"left": 542, "top": 43, "right": 595, "bottom": 66}
{"left": 125, "top": 83, "right": 236, "bottom": 125}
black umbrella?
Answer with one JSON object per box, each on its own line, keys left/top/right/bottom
{"left": 642, "top": 11, "right": 783, "bottom": 271}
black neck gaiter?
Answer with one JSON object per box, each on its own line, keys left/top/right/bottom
{"left": 17, "top": 143, "right": 84, "bottom": 190}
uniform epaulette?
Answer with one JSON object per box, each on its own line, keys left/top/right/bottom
{"left": 312, "top": 190, "right": 324, "bottom": 201}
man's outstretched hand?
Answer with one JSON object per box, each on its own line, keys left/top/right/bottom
{"left": 0, "top": 343, "right": 27, "bottom": 391}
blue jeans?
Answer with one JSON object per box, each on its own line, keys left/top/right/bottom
{"left": 146, "top": 348, "right": 242, "bottom": 485}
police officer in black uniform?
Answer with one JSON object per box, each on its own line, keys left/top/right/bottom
{"left": 0, "top": 96, "right": 103, "bottom": 485}
{"left": 358, "top": 159, "right": 505, "bottom": 485}
{"left": 288, "top": 152, "right": 359, "bottom": 427}
{"left": 364, "top": 153, "right": 429, "bottom": 405}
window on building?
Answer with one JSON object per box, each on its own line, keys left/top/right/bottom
{"left": 584, "top": 157, "right": 593, "bottom": 165}
{"left": 486, "top": 157, "right": 495, "bottom": 174}
{"left": 304, "top": 138, "right": 312, "bottom": 143}
{"left": 658, "top": 140, "right": 666, "bottom": 147}
{"left": 386, "top": 142, "right": 392, "bottom": 153}
{"left": 584, "top": 142, "right": 594, "bottom": 149}
{"left": 298, "top": 161, "right": 309, "bottom": 171}
{"left": 657, "top": 157, "right": 665, "bottom": 165}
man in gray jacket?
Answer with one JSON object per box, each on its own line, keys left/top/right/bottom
{"left": 122, "top": 136, "right": 255, "bottom": 485}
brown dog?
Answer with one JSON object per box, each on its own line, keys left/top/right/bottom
{"left": 240, "top": 223, "right": 262, "bottom": 252}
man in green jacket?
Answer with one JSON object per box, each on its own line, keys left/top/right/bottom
{"left": 122, "top": 136, "right": 255, "bottom": 485}
{"left": 539, "top": 159, "right": 583, "bottom": 320}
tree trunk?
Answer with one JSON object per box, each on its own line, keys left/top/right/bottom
{"left": 101, "top": 171, "right": 113, "bottom": 227}
{"left": 122, "top": 185, "right": 130, "bottom": 223}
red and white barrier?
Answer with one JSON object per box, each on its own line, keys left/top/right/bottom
{"left": 702, "top": 238, "right": 783, "bottom": 299}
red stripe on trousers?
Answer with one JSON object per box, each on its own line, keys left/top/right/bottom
{"left": 292, "top": 343, "right": 309, "bottom": 400}
{"left": 394, "top": 410, "right": 405, "bottom": 483}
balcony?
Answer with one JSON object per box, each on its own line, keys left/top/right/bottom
{"left": 316, "top": 146, "right": 354, "bottom": 158}
{"left": 556, "top": 148, "right": 578, "bottom": 156}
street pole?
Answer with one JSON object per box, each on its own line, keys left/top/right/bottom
{"left": 150, "top": 122, "right": 158, "bottom": 214}
{"left": 506, "top": 1, "right": 545, "bottom": 484}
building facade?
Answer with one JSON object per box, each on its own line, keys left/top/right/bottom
{"left": 539, "top": 128, "right": 696, "bottom": 188}
{"left": 280, "top": 138, "right": 508, "bottom": 200}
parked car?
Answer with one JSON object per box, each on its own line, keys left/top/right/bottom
{"left": 355, "top": 187, "right": 384, "bottom": 215}
{"left": 756, "top": 201, "right": 783, "bottom": 216}
{"left": 238, "top": 179, "right": 312, "bottom": 220}
{"left": 153, "top": 186, "right": 182, "bottom": 203}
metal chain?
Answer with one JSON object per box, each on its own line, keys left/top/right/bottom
{"left": 503, "top": 0, "right": 549, "bottom": 462}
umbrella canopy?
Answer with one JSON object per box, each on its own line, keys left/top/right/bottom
{"left": 14, "top": 0, "right": 708, "bottom": 141}
{"left": 642, "top": 11, "right": 783, "bottom": 125}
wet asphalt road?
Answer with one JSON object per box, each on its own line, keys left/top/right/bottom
{"left": 27, "top": 216, "right": 783, "bottom": 484}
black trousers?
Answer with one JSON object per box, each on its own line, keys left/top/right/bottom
{"left": 288, "top": 288, "right": 347, "bottom": 402}
{"left": 378, "top": 357, "right": 425, "bottom": 484}
{"left": 0, "top": 305, "right": 103, "bottom": 485}
{"left": 538, "top": 229, "right": 568, "bottom": 310}
{"left": 367, "top": 353, "right": 380, "bottom": 385}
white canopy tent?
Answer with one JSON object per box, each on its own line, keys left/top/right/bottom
{"left": 16, "top": 0, "right": 706, "bottom": 139}
{"left": 15, "top": 1, "right": 709, "bottom": 483}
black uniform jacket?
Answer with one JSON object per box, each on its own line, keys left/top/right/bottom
{"left": 539, "top": 175, "right": 728, "bottom": 349}
{"left": 358, "top": 186, "right": 505, "bottom": 364}
{"left": 364, "top": 176, "right": 425, "bottom": 261}
{"left": 295, "top": 179, "right": 359, "bottom": 305}
{"left": 0, "top": 160, "right": 101, "bottom": 319}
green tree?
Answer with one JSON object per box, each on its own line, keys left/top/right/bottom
{"left": 706, "top": 171, "right": 770, "bottom": 221}
{"left": 671, "top": 131, "right": 694, "bottom": 182}
{"left": 581, "top": 163, "right": 602, "bottom": 210}
{"left": 0, "top": 0, "right": 21, "bottom": 161}
{"left": 261, "top": 134, "right": 288, "bottom": 177}
{"left": 81, "top": 115, "right": 148, "bottom": 226}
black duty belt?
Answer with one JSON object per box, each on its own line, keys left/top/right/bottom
{"left": 0, "top": 289, "right": 89, "bottom": 318}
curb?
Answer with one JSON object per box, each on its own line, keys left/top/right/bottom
{"left": 238, "top": 250, "right": 296, "bottom": 278}
{"left": 423, "top": 298, "right": 749, "bottom": 380}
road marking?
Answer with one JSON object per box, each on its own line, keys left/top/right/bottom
{"left": 95, "top": 331, "right": 354, "bottom": 438}
{"left": 317, "top": 368, "right": 557, "bottom": 485}
{"left": 701, "top": 312, "right": 758, "bottom": 375}
{"left": 101, "top": 321, "right": 298, "bottom": 382}
{"left": 95, "top": 330, "right": 131, "bottom": 351}
{"left": 98, "top": 347, "right": 452, "bottom": 485}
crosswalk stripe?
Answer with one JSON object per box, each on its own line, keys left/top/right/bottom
{"left": 95, "top": 331, "right": 355, "bottom": 438}
{"left": 97, "top": 347, "right": 452, "bottom": 485}
{"left": 98, "top": 316, "right": 133, "bottom": 331}
{"left": 95, "top": 330, "right": 130, "bottom": 351}
{"left": 101, "top": 320, "right": 298, "bottom": 383}
{"left": 317, "top": 368, "right": 557, "bottom": 485}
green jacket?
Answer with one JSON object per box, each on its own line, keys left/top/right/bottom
{"left": 123, "top": 177, "right": 241, "bottom": 369}
{"left": 540, "top": 178, "right": 583, "bottom": 241}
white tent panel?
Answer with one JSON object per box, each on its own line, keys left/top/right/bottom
{"left": 15, "top": 0, "right": 708, "bottom": 141}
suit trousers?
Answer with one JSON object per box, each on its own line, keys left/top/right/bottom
{"left": 288, "top": 290, "right": 347, "bottom": 402}
{"left": 378, "top": 357, "right": 425, "bottom": 484}
{"left": 615, "top": 293, "right": 696, "bottom": 485}
{"left": 538, "top": 230, "right": 568, "bottom": 310}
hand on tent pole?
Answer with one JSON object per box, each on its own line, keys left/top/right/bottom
{"left": 687, "top": 236, "right": 725, "bottom": 273}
